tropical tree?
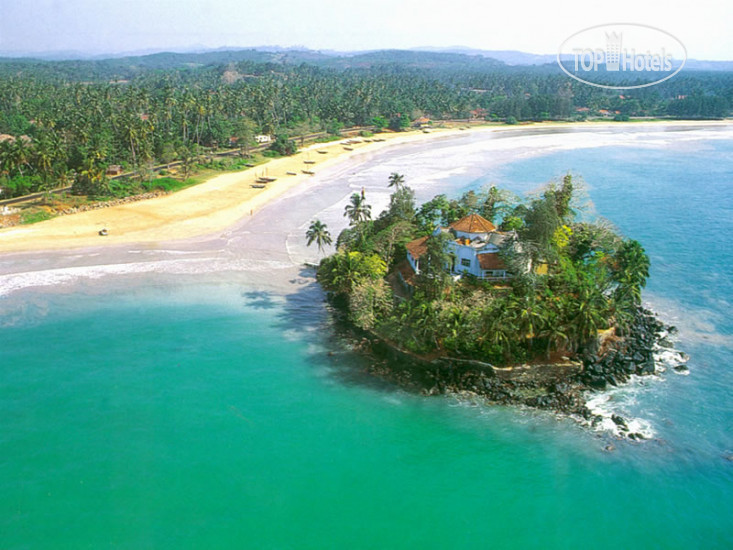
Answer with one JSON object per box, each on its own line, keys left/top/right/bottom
{"left": 318, "top": 250, "right": 386, "bottom": 295}
{"left": 507, "top": 294, "right": 547, "bottom": 345}
{"left": 479, "top": 185, "right": 514, "bottom": 223}
{"left": 566, "top": 276, "right": 609, "bottom": 351}
{"left": 343, "top": 192, "right": 372, "bottom": 225}
{"left": 349, "top": 279, "right": 392, "bottom": 330}
{"left": 386, "top": 185, "right": 416, "bottom": 223}
{"left": 177, "top": 145, "right": 196, "bottom": 179}
{"left": 373, "top": 221, "right": 415, "bottom": 264}
{"left": 521, "top": 194, "right": 561, "bottom": 261}
{"left": 416, "top": 231, "right": 453, "bottom": 300}
{"left": 388, "top": 172, "right": 405, "bottom": 189}
{"left": 612, "top": 239, "right": 650, "bottom": 305}
{"left": 305, "top": 219, "right": 333, "bottom": 254}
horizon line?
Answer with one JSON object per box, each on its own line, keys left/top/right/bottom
{"left": 0, "top": 45, "right": 731, "bottom": 64}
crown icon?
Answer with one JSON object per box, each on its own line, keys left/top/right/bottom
{"left": 605, "top": 32, "right": 622, "bottom": 71}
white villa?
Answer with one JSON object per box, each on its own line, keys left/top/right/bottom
{"left": 405, "top": 213, "right": 520, "bottom": 281}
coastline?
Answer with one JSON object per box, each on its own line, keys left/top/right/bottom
{"left": 0, "top": 116, "right": 729, "bottom": 445}
{"left": 0, "top": 119, "right": 730, "bottom": 254}
{"left": 344, "top": 304, "right": 686, "bottom": 440}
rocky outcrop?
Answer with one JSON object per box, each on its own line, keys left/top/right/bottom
{"left": 343, "top": 305, "right": 680, "bottom": 438}
{"left": 579, "top": 308, "right": 667, "bottom": 390}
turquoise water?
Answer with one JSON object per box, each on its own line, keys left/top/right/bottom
{"left": 2, "top": 132, "right": 732, "bottom": 548}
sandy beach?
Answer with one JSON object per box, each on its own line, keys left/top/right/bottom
{"left": 0, "top": 118, "right": 731, "bottom": 299}
{"left": 1, "top": 119, "right": 730, "bottom": 255}
{"left": 0, "top": 127, "right": 472, "bottom": 253}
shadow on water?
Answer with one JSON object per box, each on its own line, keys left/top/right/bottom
{"left": 241, "top": 265, "right": 407, "bottom": 395}
{"left": 241, "top": 290, "right": 278, "bottom": 310}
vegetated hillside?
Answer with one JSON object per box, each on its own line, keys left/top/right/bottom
{"left": 0, "top": 47, "right": 730, "bottom": 201}
{"left": 319, "top": 49, "right": 506, "bottom": 72}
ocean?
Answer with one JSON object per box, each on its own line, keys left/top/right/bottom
{"left": 1, "top": 125, "right": 732, "bottom": 549}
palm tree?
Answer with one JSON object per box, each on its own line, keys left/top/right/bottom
{"left": 388, "top": 172, "right": 405, "bottom": 189}
{"left": 305, "top": 219, "right": 332, "bottom": 254}
{"left": 613, "top": 239, "right": 650, "bottom": 305}
{"left": 567, "top": 282, "right": 608, "bottom": 351}
{"left": 510, "top": 295, "right": 546, "bottom": 341}
{"left": 539, "top": 313, "right": 569, "bottom": 360}
{"left": 11, "top": 138, "right": 31, "bottom": 177}
{"left": 343, "top": 192, "right": 371, "bottom": 225}
{"left": 480, "top": 185, "right": 513, "bottom": 222}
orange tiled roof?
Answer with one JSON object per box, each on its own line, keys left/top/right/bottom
{"left": 449, "top": 213, "right": 496, "bottom": 234}
{"left": 405, "top": 235, "right": 429, "bottom": 259}
{"left": 478, "top": 253, "right": 506, "bottom": 270}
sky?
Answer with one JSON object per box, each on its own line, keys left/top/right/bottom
{"left": 0, "top": 0, "right": 731, "bottom": 60}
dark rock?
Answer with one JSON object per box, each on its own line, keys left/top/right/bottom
{"left": 587, "top": 362, "right": 601, "bottom": 375}
{"left": 611, "top": 414, "right": 627, "bottom": 428}
{"left": 657, "top": 337, "right": 674, "bottom": 349}
{"left": 589, "top": 376, "right": 607, "bottom": 390}
{"left": 638, "top": 359, "right": 656, "bottom": 375}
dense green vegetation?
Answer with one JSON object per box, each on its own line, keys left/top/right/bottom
{"left": 0, "top": 48, "right": 730, "bottom": 200}
{"left": 314, "top": 174, "right": 651, "bottom": 366}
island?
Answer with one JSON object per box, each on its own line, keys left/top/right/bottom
{"left": 310, "top": 173, "right": 687, "bottom": 439}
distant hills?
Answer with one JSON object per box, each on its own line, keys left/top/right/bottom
{"left": 0, "top": 46, "right": 731, "bottom": 73}
{"left": 411, "top": 46, "right": 733, "bottom": 72}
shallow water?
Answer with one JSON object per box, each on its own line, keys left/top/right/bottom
{"left": 1, "top": 125, "right": 732, "bottom": 549}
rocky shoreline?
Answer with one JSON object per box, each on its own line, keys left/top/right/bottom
{"left": 339, "top": 306, "right": 688, "bottom": 440}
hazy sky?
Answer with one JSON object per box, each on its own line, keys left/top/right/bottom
{"left": 0, "top": 0, "right": 730, "bottom": 59}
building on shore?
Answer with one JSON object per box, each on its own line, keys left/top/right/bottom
{"left": 405, "top": 213, "right": 523, "bottom": 281}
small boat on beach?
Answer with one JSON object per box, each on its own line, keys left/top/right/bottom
{"left": 251, "top": 183, "right": 266, "bottom": 188}
{"left": 286, "top": 171, "right": 297, "bottom": 176}
{"left": 302, "top": 170, "right": 315, "bottom": 175}
{"left": 256, "top": 176, "right": 277, "bottom": 183}
{"left": 343, "top": 146, "right": 353, "bottom": 151}
{"left": 303, "top": 160, "right": 316, "bottom": 164}
{"left": 317, "top": 150, "right": 328, "bottom": 154}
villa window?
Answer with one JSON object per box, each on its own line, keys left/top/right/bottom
{"left": 460, "top": 258, "right": 471, "bottom": 267}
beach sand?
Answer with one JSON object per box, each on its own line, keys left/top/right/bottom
{"left": 1, "top": 119, "right": 729, "bottom": 254}
{"left": 1, "top": 119, "right": 731, "bottom": 299}
{"left": 0, "top": 128, "right": 468, "bottom": 253}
